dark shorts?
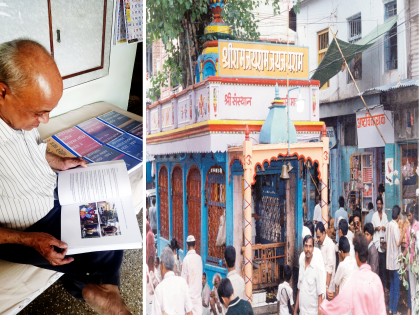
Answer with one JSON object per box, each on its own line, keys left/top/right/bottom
{"left": 0, "top": 200, "right": 123, "bottom": 300}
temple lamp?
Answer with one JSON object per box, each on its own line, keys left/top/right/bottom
{"left": 296, "top": 92, "right": 305, "bottom": 113}
{"left": 287, "top": 87, "right": 305, "bottom": 114}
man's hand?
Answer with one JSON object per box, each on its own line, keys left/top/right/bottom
{"left": 210, "top": 291, "right": 216, "bottom": 298}
{"left": 28, "top": 232, "right": 74, "bottom": 266}
{"left": 60, "top": 157, "right": 88, "bottom": 170}
{"left": 381, "top": 226, "right": 386, "bottom": 231}
{"left": 46, "top": 152, "right": 88, "bottom": 171}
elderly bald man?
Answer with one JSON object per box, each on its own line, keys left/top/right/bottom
{"left": 0, "top": 39, "right": 131, "bottom": 315}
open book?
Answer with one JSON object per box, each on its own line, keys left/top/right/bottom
{"left": 58, "top": 160, "right": 142, "bottom": 255}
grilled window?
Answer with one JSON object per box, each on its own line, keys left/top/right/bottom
{"left": 348, "top": 13, "right": 362, "bottom": 42}
{"left": 318, "top": 29, "right": 330, "bottom": 89}
{"left": 385, "top": 1, "right": 397, "bottom": 20}
{"left": 384, "top": 1, "right": 398, "bottom": 71}
{"left": 159, "top": 166, "right": 169, "bottom": 240}
{"left": 171, "top": 166, "right": 183, "bottom": 249}
{"left": 347, "top": 13, "right": 363, "bottom": 82}
{"left": 206, "top": 166, "right": 226, "bottom": 266}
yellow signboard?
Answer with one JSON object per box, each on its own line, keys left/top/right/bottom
{"left": 218, "top": 40, "right": 309, "bottom": 79}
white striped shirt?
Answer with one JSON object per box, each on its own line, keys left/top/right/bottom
{"left": 385, "top": 220, "right": 401, "bottom": 271}
{"left": 0, "top": 117, "right": 56, "bottom": 231}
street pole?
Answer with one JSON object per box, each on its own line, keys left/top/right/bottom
{"left": 329, "top": 25, "right": 386, "bottom": 144}
{"left": 285, "top": 0, "right": 294, "bottom": 281}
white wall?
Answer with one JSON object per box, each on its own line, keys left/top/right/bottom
{"left": 50, "top": 6, "right": 137, "bottom": 118}
{"left": 254, "top": 0, "right": 296, "bottom": 43}
{"left": 296, "top": 0, "right": 407, "bottom": 104}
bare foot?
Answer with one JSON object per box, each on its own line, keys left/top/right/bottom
{"left": 82, "top": 284, "right": 132, "bottom": 315}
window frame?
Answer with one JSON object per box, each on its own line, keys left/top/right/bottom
{"left": 317, "top": 28, "right": 330, "bottom": 89}
{"left": 384, "top": 1, "right": 398, "bottom": 71}
{"left": 347, "top": 13, "right": 362, "bottom": 43}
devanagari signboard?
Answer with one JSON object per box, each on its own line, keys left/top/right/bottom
{"left": 218, "top": 40, "right": 309, "bottom": 79}
{"left": 356, "top": 106, "right": 394, "bottom": 148}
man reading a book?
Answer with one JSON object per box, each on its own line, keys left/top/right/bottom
{"left": 0, "top": 39, "right": 131, "bottom": 315}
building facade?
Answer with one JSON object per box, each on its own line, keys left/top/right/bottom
{"left": 296, "top": 0, "right": 419, "bottom": 219}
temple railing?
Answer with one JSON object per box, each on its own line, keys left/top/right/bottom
{"left": 242, "top": 242, "right": 287, "bottom": 290}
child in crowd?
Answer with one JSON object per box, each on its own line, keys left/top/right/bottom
{"left": 364, "top": 223, "right": 379, "bottom": 276}
{"left": 277, "top": 265, "right": 294, "bottom": 315}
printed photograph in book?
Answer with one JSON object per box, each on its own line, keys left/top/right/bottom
{"left": 80, "top": 203, "right": 100, "bottom": 239}
{"left": 97, "top": 201, "right": 122, "bottom": 237}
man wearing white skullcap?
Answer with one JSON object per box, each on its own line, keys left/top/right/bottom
{"left": 182, "top": 235, "right": 203, "bottom": 315}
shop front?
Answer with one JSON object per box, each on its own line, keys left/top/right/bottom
{"left": 325, "top": 80, "right": 419, "bottom": 223}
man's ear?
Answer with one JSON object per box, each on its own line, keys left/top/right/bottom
{"left": 221, "top": 296, "right": 229, "bottom": 307}
{"left": 0, "top": 82, "right": 8, "bottom": 103}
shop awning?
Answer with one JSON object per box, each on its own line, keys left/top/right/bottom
{"left": 311, "top": 16, "right": 398, "bottom": 87}
{"left": 360, "top": 78, "right": 419, "bottom": 95}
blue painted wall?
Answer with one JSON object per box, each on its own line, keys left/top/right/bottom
{"left": 155, "top": 154, "right": 305, "bottom": 286}
{"left": 155, "top": 152, "right": 231, "bottom": 286}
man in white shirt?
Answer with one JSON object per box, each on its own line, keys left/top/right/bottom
{"left": 149, "top": 199, "right": 157, "bottom": 234}
{"left": 334, "top": 196, "right": 349, "bottom": 243}
{"left": 294, "top": 235, "right": 324, "bottom": 315}
{"left": 371, "top": 196, "right": 388, "bottom": 289}
{"left": 0, "top": 39, "right": 130, "bottom": 314}
{"left": 385, "top": 205, "right": 405, "bottom": 315}
{"left": 332, "top": 237, "right": 357, "bottom": 299}
{"left": 153, "top": 246, "right": 193, "bottom": 315}
{"left": 338, "top": 219, "right": 355, "bottom": 259}
{"left": 315, "top": 222, "right": 336, "bottom": 299}
{"left": 299, "top": 222, "right": 326, "bottom": 300}
{"left": 182, "top": 235, "right": 203, "bottom": 315}
{"left": 327, "top": 236, "right": 357, "bottom": 315}
{"left": 364, "top": 202, "right": 375, "bottom": 225}
{"left": 313, "top": 196, "right": 323, "bottom": 225}
{"left": 277, "top": 265, "right": 294, "bottom": 315}
{"left": 225, "top": 246, "right": 246, "bottom": 300}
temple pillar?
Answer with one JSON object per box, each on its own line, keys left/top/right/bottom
{"left": 242, "top": 126, "right": 253, "bottom": 304}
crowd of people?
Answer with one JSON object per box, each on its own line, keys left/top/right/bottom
{"left": 146, "top": 193, "right": 419, "bottom": 315}
{"left": 147, "top": 198, "right": 253, "bottom": 315}
{"left": 287, "top": 195, "right": 418, "bottom": 315}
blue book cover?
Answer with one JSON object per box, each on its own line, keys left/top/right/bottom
{"left": 77, "top": 118, "right": 123, "bottom": 144}
{"left": 121, "top": 120, "right": 143, "bottom": 138}
{"left": 98, "top": 111, "right": 143, "bottom": 138}
{"left": 107, "top": 133, "right": 143, "bottom": 160}
{"left": 83, "top": 146, "right": 141, "bottom": 173}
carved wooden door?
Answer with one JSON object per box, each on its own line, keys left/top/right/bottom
{"left": 206, "top": 166, "right": 226, "bottom": 265}
{"left": 171, "top": 166, "right": 183, "bottom": 249}
{"left": 159, "top": 166, "right": 169, "bottom": 240}
{"left": 187, "top": 167, "right": 201, "bottom": 254}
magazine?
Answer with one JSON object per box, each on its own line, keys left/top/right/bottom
{"left": 98, "top": 110, "right": 143, "bottom": 138}
{"left": 46, "top": 114, "right": 143, "bottom": 173}
{"left": 58, "top": 160, "right": 142, "bottom": 255}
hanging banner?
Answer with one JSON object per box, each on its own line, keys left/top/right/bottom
{"left": 385, "top": 158, "right": 394, "bottom": 185}
{"left": 356, "top": 105, "right": 394, "bottom": 149}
